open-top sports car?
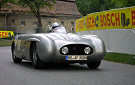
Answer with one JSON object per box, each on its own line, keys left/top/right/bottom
{"left": 11, "top": 29, "right": 105, "bottom": 69}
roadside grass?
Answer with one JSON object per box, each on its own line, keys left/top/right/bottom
{"left": 104, "top": 52, "right": 135, "bottom": 65}
{"left": 0, "top": 39, "right": 12, "bottom": 46}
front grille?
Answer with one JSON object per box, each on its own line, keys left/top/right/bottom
{"left": 60, "top": 44, "right": 93, "bottom": 55}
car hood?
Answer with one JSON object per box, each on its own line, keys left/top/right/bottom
{"left": 44, "top": 33, "right": 83, "bottom": 41}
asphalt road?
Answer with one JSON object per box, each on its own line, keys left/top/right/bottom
{"left": 0, "top": 46, "right": 135, "bottom": 85}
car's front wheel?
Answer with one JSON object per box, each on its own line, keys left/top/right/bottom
{"left": 31, "top": 43, "right": 45, "bottom": 69}
{"left": 87, "top": 61, "right": 101, "bottom": 69}
{"left": 12, "top": 44, "right": 22, "bottom": 63}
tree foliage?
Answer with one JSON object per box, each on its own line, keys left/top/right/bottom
{"left": 76, "top": 0, "right": 135, "bottom": 16}
{"left": 0, "top": 0, "right": 14, "bottom": 13}
{"left": 17, "top": 0, "right": 55, "bottom": 11}
{"left": 1, "top": 0, "right": 15, "bottom": 6}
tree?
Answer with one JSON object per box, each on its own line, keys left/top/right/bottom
{"left": 0, "top": 0, "right": 1, "bottom": 23}
{"left": 16, "top": 0, "right": 56, "bottom": 33}
{"left": 76, "top": 0, "right": 135, "bottom": 16}
{"left": 76, "top": 0, "right": 111, "bottom": 16}
{"left": 0, "top": 0, "right": 15, "bottom": 13}
{"left": 111, "top": 0, "right": 135, "bottom": 8}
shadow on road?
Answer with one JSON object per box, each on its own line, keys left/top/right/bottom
{"left": 12, "top": 61, "right": 101, "bottom": 72}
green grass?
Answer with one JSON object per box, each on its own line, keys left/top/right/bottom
{"left": 104, "top": 52, "right": 135, "bottom": 65}
{"left": 0, "top": 39, "right": 12, "bottom": 46}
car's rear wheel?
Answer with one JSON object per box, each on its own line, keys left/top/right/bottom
{"left": 31, "top": 43, "right": 45, "bottom": 69}
{"left": 12, "top": 44, "right": 22, "bottom": 63}
{"left": 87, "top": 61, "right": 101, "bottom": 69}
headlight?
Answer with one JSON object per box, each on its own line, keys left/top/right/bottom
{"left": 84, "top": 47, "right": 91, "bottom": 54}
{"left": 61, "top": 47, "right": 68, "bottom": 54}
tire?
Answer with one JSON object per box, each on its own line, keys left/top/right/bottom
{"left": 12, "top": 44, "right": 22, "bottom": 63}
{"left": 31, "top": 43, "right": 45, "bottom": 69}
{"left": 87, "top": 61, "right": 101, "bottom": 69}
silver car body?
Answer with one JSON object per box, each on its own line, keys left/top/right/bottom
{"left": 12, "top": 32, "right": 105, "bottom": 64}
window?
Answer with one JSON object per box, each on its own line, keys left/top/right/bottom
{"left": 21, "top": 21, "right": 25, "bottom": 26}
{"left": 71, "top": 28, "right": 74, "bottom": 32}
{"left": 33, "top": 22, "right": 38, "bottom": 27}
{"left": 61, "top": 22, "right": 64, "bottom": 25}
{"left": 12, "top": 19, "right": 14, "bottom": 24}
{"left": 11, "top": 19, "right": 15, "bottom": 26}
{"left": 71, "top": 22, "right": 74, "bottom": 27}
{"left": 48, "top": 21, "right": 51, "bottom": 25}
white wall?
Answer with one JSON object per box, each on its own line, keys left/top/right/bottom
{"left": 77, "top": 29, "right": 135, "bottom": 55}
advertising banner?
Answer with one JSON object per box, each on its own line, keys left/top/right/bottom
{"left": 76, "top": 7, "right": 135, "bottom": 32}
{"left": 0, "top": 31, "right": 14, "bottom": 38}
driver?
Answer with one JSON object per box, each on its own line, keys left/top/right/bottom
{"left": 51, "top": 22, "right": 67, "bottom": 33}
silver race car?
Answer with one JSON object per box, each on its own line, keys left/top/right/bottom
{"left": 11, "top": 29, "right": 106, "bottom": 69}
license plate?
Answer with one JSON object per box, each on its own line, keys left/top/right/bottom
{"left": 66, "top": 55, "right": 87, "bottom": 60}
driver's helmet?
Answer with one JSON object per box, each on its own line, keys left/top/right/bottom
{"left": 52, "top": 22, "right": 60, "bottom": 29}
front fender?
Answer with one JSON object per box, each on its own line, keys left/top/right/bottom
{"left": 88, "top": 37, "right": 106, "bottom": 61}
{"left": 36, "top": 36, "right": 56, "bottom": 62}
{"left": 26, "top": 38, "right": 40, "bottom": 42}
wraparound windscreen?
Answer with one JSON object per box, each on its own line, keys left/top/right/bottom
{"left": 76, "top": 7, "right": 135, "bottom": 32}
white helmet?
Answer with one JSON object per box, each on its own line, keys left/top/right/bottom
{"left": 52, "top": 22, "right": 60, "bottom": 28}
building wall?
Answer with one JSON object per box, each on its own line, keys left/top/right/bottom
{"left": 6, "top": 14, "right": 77, "bottom": 33}
{"left": 0, "top": 15, "right": 6, "bottom": 30}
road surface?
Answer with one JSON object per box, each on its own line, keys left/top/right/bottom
{"left": 0, "top": 46, "right": 135, "bottom": 85}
